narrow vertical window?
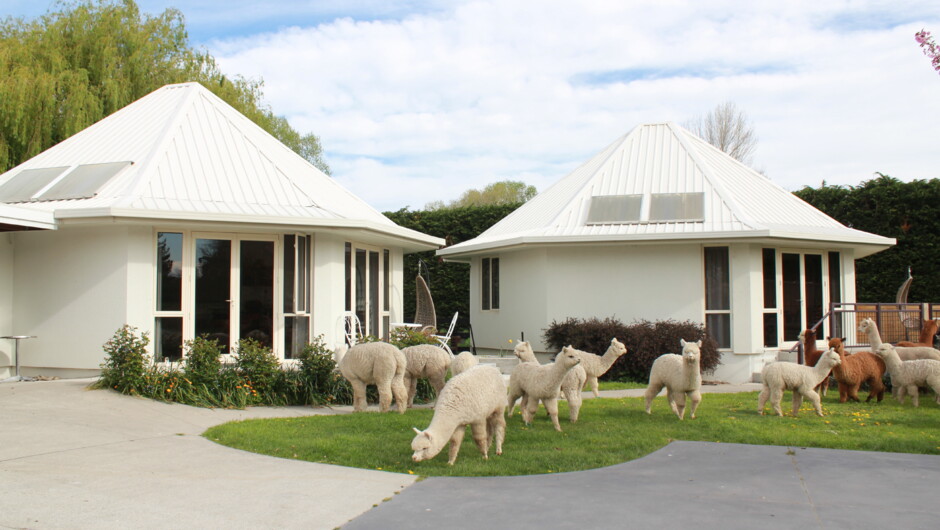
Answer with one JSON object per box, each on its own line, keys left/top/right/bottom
{"left": 155, "top": 232, "right": 184, "bottom": 362}
{"left": 283, "top": 234, "right": 311, "bottom": 359}
{"left": 828, "top": 251, "right": 842, "bottom": 338}
{"left": 704, "top": 247, "right": 731, "bottom": 349}
{"left": 762, "top": 248, "right": 778, "bottom": 347}
{"left": 482, "top": 258, "right": 491, "bottom": 310}
{"left": 383, "top": 249, "right": 390, "bottom": 341}
{"left": 491, "top": 258, "right": 500, "bottom": 310}
{"left": 481, "top": 257, "right": 500, "bottom": 311}
{"left": 344, "top": 242, "right": 352, "bottom": 312}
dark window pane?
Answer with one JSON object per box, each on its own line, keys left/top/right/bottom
{"left": 155, "top": 317, "right": 183, "bottom": 362}
{"left": 283, "top": 235, "right": 295, "bottom": 313}
{"left": 195, "top": 239, "right": 232, "bottom": 353}
{"left": 706, "top": 313, "right": 731, "bottom": 349}
{"left": 157, "top": 232, "right": 182, "bottom": 311}
{"left": 383, "top": 249, "right": 390, "bottom": 312}
{"left": 805, "top": 254, "right": 824, "bottom": 337}
{"left": 482, "top": 258, "right": 491, "bottom": 310}
{"left": 828, "top": 251, "right": 842, "bottom": 337}
{"left": 356, "top": 249, "right": 366, "bottom": 332}
{"left": 762, "top": 248, "right": 776, "bottom": 309}
{"left": 704, "top": 247, "right": 730, "bottom": 310}
{"left": 369, "top": 250, "right": 379, "bottom": 337}
{"left": 763, "top": 313, "right": 779, "bottom": 347}
{"left": 492, "top": 258, "right": 500, "bottom": 310}
{"left": 345, "top": 242, "right": 352, "bottom": 312}
{"left": 782, "top": 253, "right": 801, "bottom": 342}
{"left": 298, "top": 236, "right": 309, "bottom": 312}
{"left": 284, "top": 315, "right": 309, "bottom": 360}
{"left": 240, "top": 240, "right": 274, "bottom": 349}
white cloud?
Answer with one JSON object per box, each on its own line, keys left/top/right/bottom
{"left": 207, "top": 0, "right": 940, "bottom": 210}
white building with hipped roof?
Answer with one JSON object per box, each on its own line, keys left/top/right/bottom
{"left": 437, "top": 122, "right": 894, "bottom": 383}
{"left": 0, "top": 82, "right": 443, "bottom": 379}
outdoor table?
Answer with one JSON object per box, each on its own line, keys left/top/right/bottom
{"left": 2, "top": 335, "right": 37, "bottom": 383}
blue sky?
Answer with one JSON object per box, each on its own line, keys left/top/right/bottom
{"left": 5, "top": 1, "right": 940, "bottom": 211}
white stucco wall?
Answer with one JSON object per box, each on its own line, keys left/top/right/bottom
{"left": 14, "top": 225, "right": 134, "bottom": 377}
{"left": 0, "top": 233, "right": 13, "bottom": 378}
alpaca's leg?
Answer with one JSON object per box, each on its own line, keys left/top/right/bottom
{"left": 544, "top": 397, "right": 562, "bottom": 432}
{"left": 757, "top": 386, "right": 770, "bottom": 415}
{"left": 377, "top": 378, "right": 393, "bottom": 413}
{"left": 470, "top": 420, "right": 489, "bottom": 460}
{"left": 350, "top": 380, "right": 368, "bottom": 412}
{"left": 391, "top": 375, "right": 408, "bottom": 414}
{"left": 770, "top": 387, "right": 784, "bottom": 416}
{"left": 446, "top": 426, "right": 466, "bottom": 465}
{"left": 868, "top": 375, "right": 885, "bottom": 402}
{"left": 791, "top": 390, "right": 804, "bottom": 415}
{"left": 896, "top": 385, "right": 907, "bottom": 405}
{"left": 589, "top": 376, "right": 600, "bottom": 398}
{"left": 507, "top": 387, "right": 522, "bottom": 417}
{"left": 688, "top": 390, "right": 702, "bottom": 419}
{"left": 566, "top": 388, "right": 582, "bottom": 423}
{"left": 837, "top": 381, "right": 849, "bottom": 403}
{"left": 673, "top": 390, "right": 687, "bottom": 420}
{"left": 909, "top": 385, "right": 920, "bottom": 407}
{"left": 429, "top": 372, "right": 447, "bottom": 404}
{"left": 847, "top": 382, "right": 861, "bottom": 402}
{"left": 489, "top": 410, "right": 506, "bottom": 456}
{"left": 802, "top": 388, "right": 823, "bottom": 416}
{"left": 405, "top": 374, "right": 418, "bottom": 408}
{"left": 645, "top": 381, "right": 664, "bottom": 414}
{"left": 523, "top": 397, "right": 539, "bottom": 425}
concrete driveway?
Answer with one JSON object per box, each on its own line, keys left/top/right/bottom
{"left": 3, "top": 379, "right": 939, "bottom": 529}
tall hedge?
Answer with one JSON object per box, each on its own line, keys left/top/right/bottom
{"left": 542, "top": 317, "right": 722, "bottom": 383}
{"left": 384, "top": 204, "right": 522, "bottom": 345}
{"left": 793, "top": 175, "right": 940, "bottom": 303}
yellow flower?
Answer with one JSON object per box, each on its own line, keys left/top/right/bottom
{"left": 407, "top": 470, "right": 414, "bottom": 475}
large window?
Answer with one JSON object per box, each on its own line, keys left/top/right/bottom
{"left": 344, "top": 242, "right": 391, "bottom": 341}
{"left": 704, "top": 247, "right": 730, "bottom": 349}
{"left": 764, "top": 249, "right": 838, "bottom": 345}
{"left": 482, "top": 257, "right": 500, "bottom": 311}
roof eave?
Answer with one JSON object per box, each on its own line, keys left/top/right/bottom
{"left": 0, "top": 204, "right": 57, "bottom": 230}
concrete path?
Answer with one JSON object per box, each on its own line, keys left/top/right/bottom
{"left": 2, "top": 379, "right": 939, "bottom": 529}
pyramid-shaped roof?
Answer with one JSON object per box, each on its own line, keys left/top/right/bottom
{"left": 0, "top": 82, "right": 441, "bottom": 250}
{"left": 438, "top": 122, "right": 893, "bottom": 260}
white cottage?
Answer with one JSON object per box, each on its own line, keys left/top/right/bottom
{"left": 0, "top": 82, "right": 443, "bottom": 379}
{"left": 437, "top": 122, "right": 894, "bottom": 384}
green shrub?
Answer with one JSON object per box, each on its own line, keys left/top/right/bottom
{"left": 543, "top": 317, "right": 721, "bottom": 383}
{"left": 389, "top": 326, "right": 438, "bottom": 348}
{"left": 97, "top": 325, "right": 151, "bottom": 394}
{"left": 183, "top": 336, "right": 223, "bottom": 388}
{"left": 234, "top": 338, "right": 281, "bottom": 399}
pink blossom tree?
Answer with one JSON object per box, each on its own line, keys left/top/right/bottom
{"left": 915, "top": 29, "right": 940, "bottom": 75}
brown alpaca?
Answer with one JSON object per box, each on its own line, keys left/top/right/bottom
{"left": 897, "top": 319, "right": 940, "bottom": 348}
{"left": 799, "top": 328, "right": 830, "bottom": 396}
{"left": 827, "top": 337, "right": 886, "bottom": 403}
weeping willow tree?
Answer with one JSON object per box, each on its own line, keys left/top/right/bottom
{"left": 0, "top": 0, "right": 329, "bottom": 174}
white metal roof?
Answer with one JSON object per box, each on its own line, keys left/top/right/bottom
{"left": 438, "top": 122, "right": 894, "bottom": 259}
{"left": 0, "top": 203, "right": 55, "bottom": 230}
{"left": 0, "top": 83, "right": 442, "bottom": 250}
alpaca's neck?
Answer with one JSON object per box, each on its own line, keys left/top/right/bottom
{"left": 683, "top": 359, "right": 701, "bottom": 387}
{"left": 802, "top": 334, "right": 821, "bottom": 355}
{"left": 865, "top": 325, "right": 884, "bottom": 350}
{"left": 599, "top": 345, "right": 622, "bottom": 370}
{"left": 551, "top": 361, "right": 574, "bottom": 382}
{"left": 813, "top": 361, "right": 833, "bottom": 384}
{"left": 425, "top": 412, "right": 461, "bottom": 454}
{"left": 920, "top": 324, "right": 938, "bottom": 344}
{"left": 881, "top": 351, "right": 903, "bottom": 376}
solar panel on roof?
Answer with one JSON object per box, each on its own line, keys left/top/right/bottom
{"left": 586, "top": 195, "right": 643, "bottom": 224}
{"left": 37, "top": 161, "right": 131, "bottom": 201}
{"left": 0, "top": 167, "right": 70, "bottom": 203}
{"left": 649, "top": 192, "right": 704, "bottom": 222}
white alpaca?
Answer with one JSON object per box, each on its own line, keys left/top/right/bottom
{"left": 874, "top": 344, "right": 940, "bottom": 407}
{"left": 401, "top": 344, "right": 452, "bottom": 407}
{"left": 410, "top": 365, "right": 507, "bottom": 465}
{"left": 513, "top": 342, "right": 587, "bottom": 423}
{"left": 338, "top": 342, "right": 408, "bottom": 413}
{"left": 644, "top": 339, "right": 703, "bottom": 420}
{"left": 858, "top": 318, "right": 940, "bottom": 361}
{"left": 450, "top": 351, "right": 479, "bottom": 376}
{"left": 507, "top": 346, "right": 582, "bottom": 431}
{"left": 567, "top": 338, "right": 628, "bottom": 397}
{"left": 757, "top": 349, "right": 842, "bottom": 416}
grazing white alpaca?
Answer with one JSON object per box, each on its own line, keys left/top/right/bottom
{"left": 410, "top": 365, "right": 507, "bottom": 465}
{"left": 338, "top": 342, "right": 408, "bottom": 413}
{"left": 401, "top": 344, "right": 452, "bottom": 407}
{"left": 565, "top": 338, "right": 628, "bottom": 398}
{"left": 645, "top": 339, "right": 703, "bottom": 420}
{"left": 874, "top": 344, "right": 940, "bottom": 407}
{"left": 513, "top": 341, "right": 587, "bottom": 423}
{"left": 858, "top": 318, "right": 940, "bottom": 361}
{"left": 507, "top": 346, "right": 582, "bottom": 431}
{"left": 450, "top": 351, "right": 479, "bottom": 376}
{"left": 757, "top": 349, "right": 841, "bottom": 416}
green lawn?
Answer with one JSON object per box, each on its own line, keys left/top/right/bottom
{"left": 204, "top": 391, "right": 940, "bottom": 477}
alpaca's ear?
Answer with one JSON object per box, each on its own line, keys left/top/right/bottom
{"left": 412, "top": 427, "right": 422, "bottom": 435}
{"left": 680, "top": 338, "right": 687, "bottom": 347}
{"left": 696, "top": 339, "right": 703, "bottom": 347}
{"left": 840, "top": 337, "right": 847, "bottom": 342}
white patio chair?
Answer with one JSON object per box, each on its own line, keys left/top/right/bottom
{"left": 339, "top": 311, "right": 363, "bottom": 347}
{"left": 432, "top": 311, "right": 458, "bottom": 355}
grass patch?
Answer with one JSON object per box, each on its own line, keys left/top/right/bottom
{"left": 204, "top": 391, "right": 940, "bottom": 477}
{"left": 597, "top": 380, "right": 647, "bottom": 390}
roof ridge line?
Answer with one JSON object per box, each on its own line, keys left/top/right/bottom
{"left": 114, "top": 85, "right": 201, "bottom": 206}
{"left": 666, "top": 122, "right": 761, "bottom": 231}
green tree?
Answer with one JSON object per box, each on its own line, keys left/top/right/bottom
{"left": 427, "top": 180, "right": 537, "bottom": 209}
{"left": 0, "top": 0, "right": 329, "bottom": 174}
{"left": 794, "top": 175, "right": 940, "bottom": 303}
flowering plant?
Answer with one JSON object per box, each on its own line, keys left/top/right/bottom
{"left": 915, "top": 29, "right": 940, "bottom": 74}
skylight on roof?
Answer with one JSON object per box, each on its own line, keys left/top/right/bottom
{"left": 648, "top": 193, "right": 704, "bottom": 222}
{"left": 0, "top": 167, "right": 70, "bottom": 203}
{"left": 586, "top": 195, "right": 642, "bottom": 224}
{"left": 37, "top": 161, "right": 131, "bottom": 201}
